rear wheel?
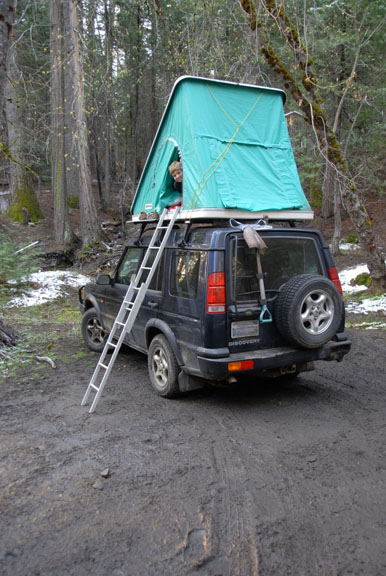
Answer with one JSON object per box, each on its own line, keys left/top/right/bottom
{"left": 274, "top": 274, "right": 342, "bottom": 349}
{"left": 81, "top": 308, "right": 106, "bottom": 352}
{"left": 148, "top": 335, "right": 180, "bottom": 398}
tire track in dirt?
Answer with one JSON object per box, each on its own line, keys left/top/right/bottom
{"left": 153, "top": 393, "right": 268, "bottom": 575}
{"left": 166, "top": 345, "right": 386, "bottom": 576}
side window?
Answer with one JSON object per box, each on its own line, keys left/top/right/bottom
{"left": 147, "top": 250, "right": 164, "bottom": 291}
{"left": 116, "top": 247, "right": 141, "bottom": 285}
{"left": 170, "top": 250, "right": 201, "bottom": 299}
{"left": 116, "top": 246, "right": 164, "bottom": 290}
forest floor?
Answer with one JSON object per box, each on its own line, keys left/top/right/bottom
{"left": 0, "top": 188, "right": 386, "bottom": 575}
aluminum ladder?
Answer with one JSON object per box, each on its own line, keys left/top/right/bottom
{"left": 81, "top": 207, "right": 181, "bottom": 413}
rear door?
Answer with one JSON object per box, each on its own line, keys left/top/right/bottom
{"left": 226, "top": 233, "right": 262, "bottom": 353}
{"left": 226, "top": 231, "right": 326, "bottom": 351}
{"left": 158, "top": 247, "right": 205, "bottom": 370}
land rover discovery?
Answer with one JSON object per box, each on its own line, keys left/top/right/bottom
{"left": 79, "top": 220, "right": 351, "bottom": 397}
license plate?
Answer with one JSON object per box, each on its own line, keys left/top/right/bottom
{"left": 231, "top": 320, "right": 259, "bottom": 339}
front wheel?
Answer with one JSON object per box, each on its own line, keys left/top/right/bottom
{"left": 81, "top": 308, "right": 106, "bottom": 352}
{"left": 148, "top": 335, "right": 180, "bottom": 398}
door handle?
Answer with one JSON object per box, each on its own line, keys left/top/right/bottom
{"left": 147, "top": 301, "right": 159, "bottom": 309}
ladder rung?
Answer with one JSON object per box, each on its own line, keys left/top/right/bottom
{"left": 99, "top": 363, "right": 109, "bottom": 370}
{"left": 116, "top": 321, "right": 125, "bottom": 326}
{"left": 108, "top": 342, "right": 117, "bottom": 348}
{"left": 141, "top": 266, "right": 152, "bottom": 271}
{"left": 90, "top": 383, "right": 100, "bottom": 391}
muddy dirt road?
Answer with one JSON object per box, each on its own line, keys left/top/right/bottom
{"left": 1, "top": 326, "right": 386, "bottom": 576}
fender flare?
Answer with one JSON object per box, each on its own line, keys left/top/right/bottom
{"left": 83, "top": 296, "right": 107, "bottom": 330}
{"left": 145, "top": 319, "right": 183, "bottom": 366}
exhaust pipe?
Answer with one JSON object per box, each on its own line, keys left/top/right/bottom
{"left": 280, "top": 364, "right": 297, "bottom": 375}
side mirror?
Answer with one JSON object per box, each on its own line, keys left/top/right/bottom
{"left": 96, "top": 274, "right": 112, "bottom": 286}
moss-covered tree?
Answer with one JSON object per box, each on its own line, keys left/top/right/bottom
{"left": 239, "top": 0, "right": 385, "bottom": 287}
{"left": 4, "top": 3, "right": 42, "bottom": 224}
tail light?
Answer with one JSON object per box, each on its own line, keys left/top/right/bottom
{"left": 328, "top": 266, "right": 343, "bottom": 296}
{"left": 228, "top": 360, "right": 254, "bottom": 372}
{"left": 206, "top": 272, "right": 226, "bottom": 313}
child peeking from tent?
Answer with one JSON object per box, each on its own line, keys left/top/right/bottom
{"left": 168, "top": 161, "right": 183, "bottom": 207}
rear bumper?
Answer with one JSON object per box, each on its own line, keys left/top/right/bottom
{"left": 196, "top": 340, "right": 351, "bottom": 380}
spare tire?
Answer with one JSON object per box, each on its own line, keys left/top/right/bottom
{"left": 274, "top": 274, "right": 343, "bottom": 349}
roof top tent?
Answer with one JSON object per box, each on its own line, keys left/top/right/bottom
{"left": 131, "top": 76, "right": 313, "bottom": 222}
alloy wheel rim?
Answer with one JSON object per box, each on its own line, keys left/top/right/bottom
{"left": 300, "top": 290, "right": 334, "bottom": 335}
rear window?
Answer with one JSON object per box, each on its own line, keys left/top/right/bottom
{"left": 229, "top": 235, "right": 323, "bottom": 302}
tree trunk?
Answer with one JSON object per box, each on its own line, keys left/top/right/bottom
{"left": 0, "top": 0, "right": 19, "bottom": 349}
{"left": 0, "top": 0, "right": 14, "bottom": 130}
{"left": 321, "top": 162, "right": 335, "bottom": 219}
{"left": 331, "top": 181, "right": 342, "bottom": 256}
{"left": 239, "top": 0, "right": 386, "bottom": 287}
{"left": 102, "top": 0, "right": 115, "bottom": 211}
{"left": 62, "top": 0, "right": 81, "bottom": 204}
{"left": 5, "top": 21, "right": 42, "bottom": 224}
{"left": 127, "top": 5, "right": 141, "bottom": 186}
{"left": 66, "top": 0, "right": 100, "bottom": 248}
{"left": 50, "top": 0, "right": 76, "bottom": 247}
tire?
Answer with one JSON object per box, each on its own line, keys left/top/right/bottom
{"left": 274, "top": 274, "right": 342, "bottom": 349}
{"left": 148, "top": 334, "right": 180, "bottom": 398}
{"left": 81, "top": 308, "right": 106, "bottom": 352}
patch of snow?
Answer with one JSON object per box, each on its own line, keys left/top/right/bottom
{"left": 338, "top": 243, "right": 360, "bottom": 252}
{"left": 347, "top": 321, "right": 386, "bottom": 330}
{"left": 345, "top": 295, "right": 386, "bottom": 315}
{"left": 7, "top": 270, "right": 90, "bottom": 308}
{"left": 339, "top": 264, "right": 369, "bottom": 294}
{"left": 339, "top": 263, "right": 386, "bottom": 318}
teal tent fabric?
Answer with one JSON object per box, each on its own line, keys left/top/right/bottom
{"left": 131, "top": 77, "right": 310, "bottom": 215}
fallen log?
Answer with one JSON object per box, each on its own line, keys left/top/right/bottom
{"left": 0, "top": 318, "right": 19, "bottom": 347}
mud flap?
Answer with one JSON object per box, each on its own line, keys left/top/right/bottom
{"left": 178, "top": 371, "right": 205, "bottom": 393}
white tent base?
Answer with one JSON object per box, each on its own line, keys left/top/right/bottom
{"left": 131, "top": 207, "right": 314, "bottom": 224}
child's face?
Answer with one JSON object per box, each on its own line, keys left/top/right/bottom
{"left": 172, "top": 169, "right": 183, "bottom": 183}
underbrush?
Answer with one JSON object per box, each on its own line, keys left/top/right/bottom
{"left": 0, "top": 294, "right": 93, "bottom": 383}
{"left": 0, "top": 227, "right": 96, "bottom": 381}
{"left": 0, "top": 229, "right": 41, "bottom": 298}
